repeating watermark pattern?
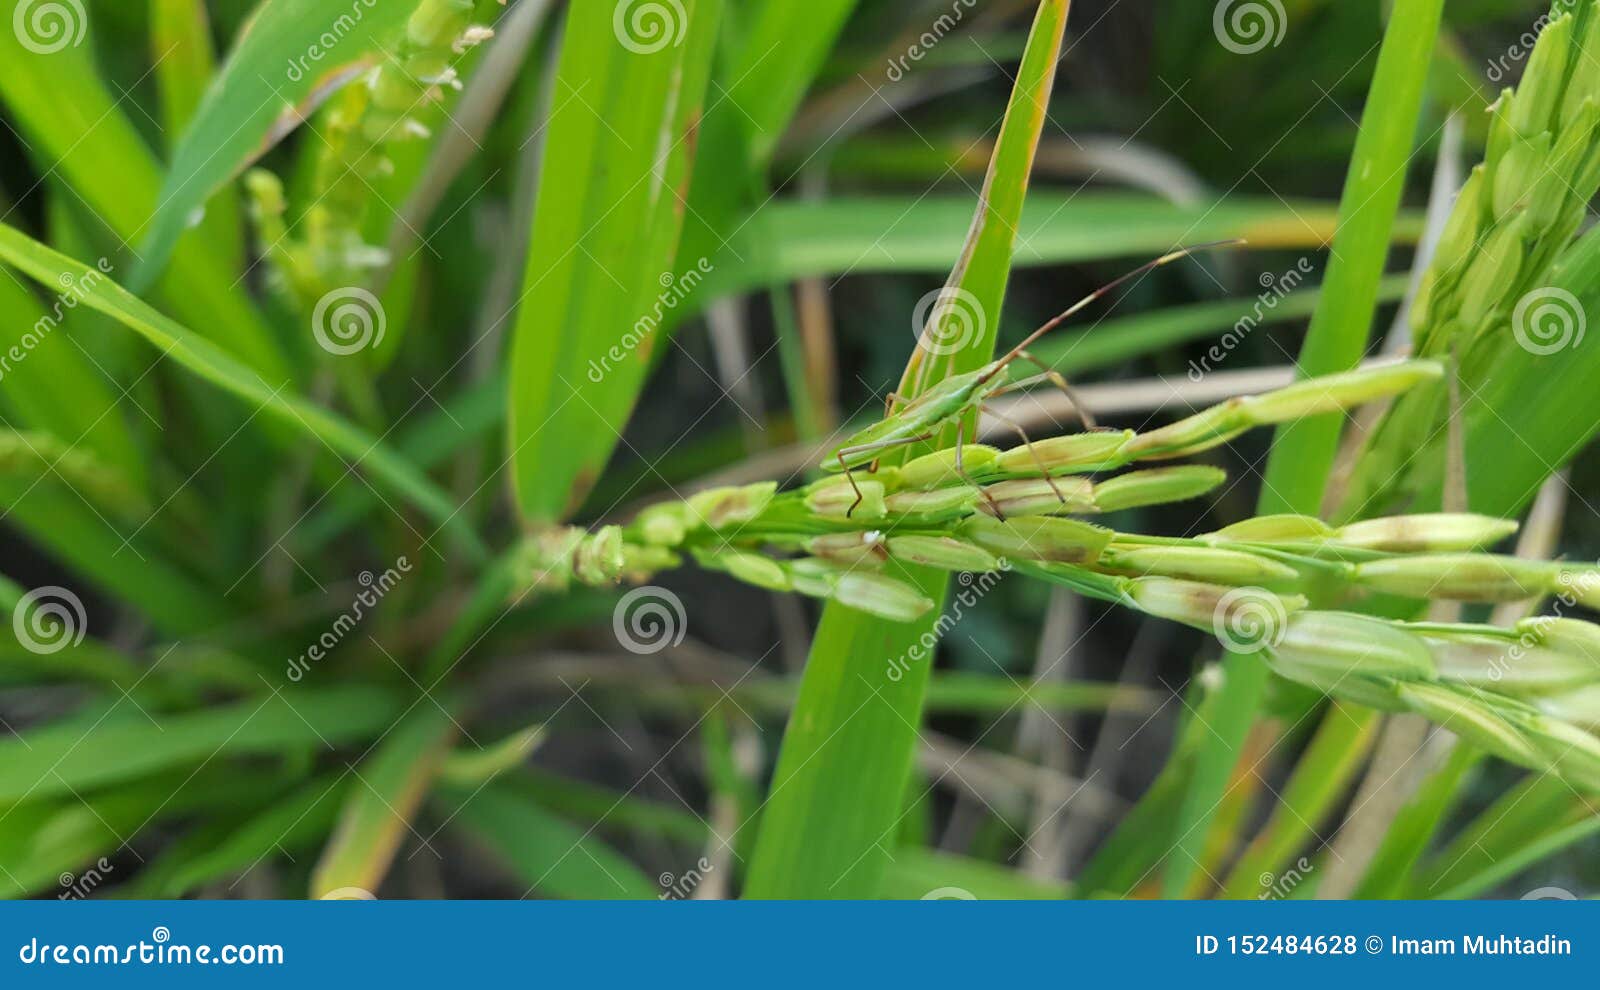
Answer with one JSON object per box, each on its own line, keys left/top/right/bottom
{"left": 613, "top": 0, "right": 687, "bottom": 54}
{"left": 886, "top": 564, "right": 1009, "bottom": 682}
{"left": 13, "top": 585, "right": 87, "bottom": 656}
{"left": 1512, "top": 287, "right": 1586, "bottom": 356}
{"left": 318, "top": 886, "right": 377, "bottom": 900}
{"left": 1487, "top": 569, "right": 1600, "bottom": 684}
{"left": 612, "top": 586, "right": 687, "bottom": 655}
{"left": 1213, "top": 0, "right": 1287, "bottom": 55}
{"left": 586, "top": 258, "right": 713, "bottom": 383}
{"left": 312, "top": 286, "right": 387, "bottom": 355}
{"left": 1258, "top": 857, "right": 1313, "bottom": 900}
{"left": 911, "top": 286, "right": 988, "bottom": 358}
{"left": 58, "top": 859, "right": 113, "bottom": 901}
{"left": 921, "top": 886, "right": 978, "bottom": 900}
{"left": 285, "top": 0, "right": 379, "bottom": 82}
{"left": 885, "top": 0, "right": 977, "bottom": 81}
{"left": 1522, "top": 886, "right": 1579, "bottom": 900}
{"left": 0, "top": 258, "right": 113, "bottom": 386}
{"left": 1187, "top": 257, "right": 1314, "bottom": 381}
{"left": 1487, "top": 2, "right": 1579, "bottom": 82}
{"left": 12, "top": 0, "right": 86, "bottom": 55}
{"left": 285, "top": 559, "right": 411, "bottom": 682}
{"left": 658, "top": 857, "right": 713, "bottom": 900}
{"left": 1211, "top": 586, "right": 1288, "bottom": 655}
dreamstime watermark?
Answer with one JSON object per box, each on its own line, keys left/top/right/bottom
{"left": 1512, "top": 287, "right": 1586, "bottom": 356}
{"left": 285, "top": 0, "right": 379, "bottom": 82}
{"left": 613, "top": 0, "right": 687, "bottom": 54}
{"left": 1522, "top": 886, "right": 1579, "bottom": 900}
{"left": 1213, "top": 0, "right": 1286, "bottom": 55}
{"left": 1211, "top": 586, "right": 1288, "bottom": 655}
{"left": 921, "top": 886, "right": 978, "bottom": 900}
{"left": 18, "top": 928, "right": 284, "bottom": 967}
{"left": 1487, "top": 2, "right": 1580, "bottom": 83}
{"left": 886, "top": 0, "right": 977, "bottom": 81}
{"left": 318, "top": 886, "right": 376, "bottom": 900}
{"left": 1258, "top": 857, "right": 1314, "bottom": 900}
{"left": 1187, "top": 257, "right": 1314, "bottom": 380}
{"left": 58, "top": 859, "right": 113, "bottom": 901}
{"left": 12, "top": 0, "right": 86, "bottom": 55}
{"left": 658, "top": 857, "right": 713, "bottom": 900}
{"left": 12, "top": 585, "right": 87, "bottom": 656}
{"left": 586, "top": 258, "right": 713, "bottom": 383}
{"left": 911, "top": 286, "right": 987, "bottom": 358}
{"left": 1485, "top": 569, "right": 1600, "bottom": 684}
{"left": 886, "top": 564, "right": 1009, "bottom": 682}
{"left": 285, "top": 558, "right": 411, "bottom": 681}
{"left": 612, "top": 585, "right": 687, "bottom": 655}
{"left": 0, "top": 257, "right": 113, "bottom": 386}
{"left": 312, "top": 286, "right": 387, "bottom": 355}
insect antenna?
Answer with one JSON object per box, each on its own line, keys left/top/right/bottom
{"left": 979, "top": 238, "right": 1245, "bottom": 385}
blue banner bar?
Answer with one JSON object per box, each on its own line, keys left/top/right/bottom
{"left": 2, "top": 901, "right": 1594, "bottom": 986}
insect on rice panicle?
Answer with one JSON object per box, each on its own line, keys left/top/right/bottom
{"left": 821, "top": 240, "right": 1244, "bottom": 517}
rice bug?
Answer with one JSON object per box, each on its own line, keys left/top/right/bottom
{"left": 823, "top": 240, "right": 1241, "bottom": 518}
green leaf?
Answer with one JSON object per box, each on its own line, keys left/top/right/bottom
{"left": 878, "top": 849, "right": 1069, "bottom": 901}
{"left": 1352, "top": 744, "right": 1480, "bottom": 899}
{"left": 1218, "top": 704, "right": 1378, "bottom": 899}
{"left": 743, "top": 0, "right": 1071, "bottom": 900}
{"left": 0, "top": 25, "right": 287, "bottom": 377}
{"left": 1166, "top": 0, "right": 1445, "bottom": 898}
{"left": 703, "top": 194, "right": 1381, "bottom": 299}
{"left": 132, "top": 0, "right": 417, "bottom": 287}
{"left": 150, "top": 0, "right": 245, "bottom": 273}
{"left": 311, "top": 704, "right": 455, "bottom": 898}
{"left": 0, "top": 686, "right": 402, "bottom": 804}
{"left": 0, "top": 223, "right": 486, "bottom": 559}
{"left": 440, "top": 781, "right": 657, "bottom": 899}
{"left": 507, "top": 0, "right": 723, "bottom": 524}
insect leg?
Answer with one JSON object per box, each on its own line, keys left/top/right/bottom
{"left": 981, "top": 404, "right": 1069, "bottom": 506}
{"left": 1012, "top": 348, "right": 1099, "bottom": 430}
{"left": 953, "top": 428, "right": 1006, "bottom": 521}
{"left": 834, "top": 433, "right": 935, "bottom": 517}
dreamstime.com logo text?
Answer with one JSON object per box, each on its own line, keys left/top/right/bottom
{"left": 1258, "top": 857, "right": 1314, "bottom": 900}
{"left": 285, "top": 0, "right": 378, "bottom": 81}
{"left": 58, "top": 858, "right": 113, "bottom": 901}
{"left": 586, "top": 258, "right": 714, "bottom": 384}
{"left": 18, "top": 928, "right": 284, "bottom": 967}
{"left": 1187, "top": 257, "right": 1313, "bottom": 380}
{"left": 886, "top": 0, "right": 977, "bottom": 81}
{"left": 1486, "top": 2, "right": 1581, "bottom": 82}
{"left": 885, "top": 564, "right": 1009, "bottom": 682}
{"left": 659, "top": 857, "right": 713, "bottom": 900}
{"left": 286, "top": 558, "right": 411, "bottom": 681}
{"left": 0, "top": 258, "right": 113, "bottom": 386}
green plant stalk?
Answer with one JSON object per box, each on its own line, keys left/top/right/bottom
{"left": 1167, "top": 0, "right": 1444, "bottom": 898}
{"left": 742, "top": 0, "right": 1072, "bottom": 900}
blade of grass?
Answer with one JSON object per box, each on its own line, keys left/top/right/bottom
{"left": 1351, "top": 743, "right": 1480, "bottom": 899}
{"left": 438, "top": 781, "right": 657, "bottom": 899}
{"left": 0, "top": 685, "right": 402, "bottom": 804}
{"left": 310, "top": 704, "right": 456, "bottom": 898}
{"left": 506, "top": 0, "right": 723, "bottom": 524}
{"left": 0, "top": 223, "right": 486, "bottom": 559}
{"left": 150, "top": 0, "right": 244, "bottom": 273}
{"left": 0, "top": 27, "right": 288, "bottom": 377}
{"left": 877, "top": 848, "right": 1069, "bottom": 900}
{"left": 1218, "top": 704, "right": 1378, "bottom": 899}
{"left": 743, "top": 0, "right": 1071, "bottom": 899}
{"left": 701, "top": 194, "right": 1419, "bottom": 298}
{"left": 131, "top": 0, "right": 418, "bottom": 286}
{"left": 1164, "top": 0, "right": 1444, "bottom": 898}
